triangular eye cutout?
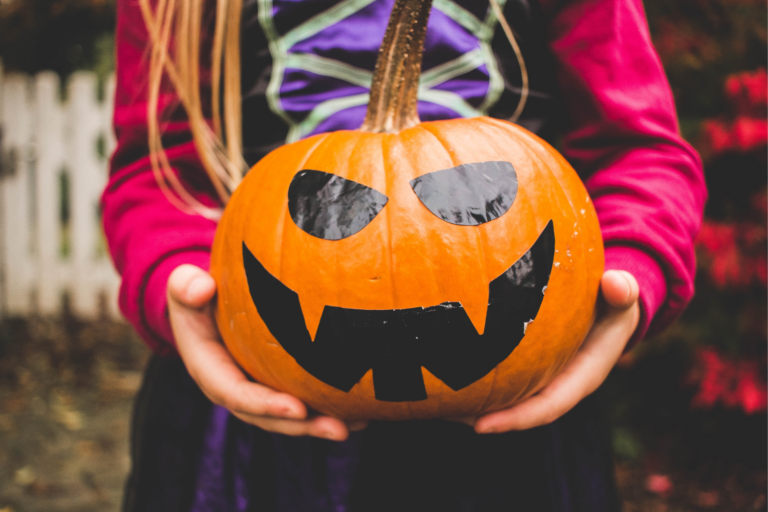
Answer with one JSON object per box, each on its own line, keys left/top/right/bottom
{"left": 289, "top": 170, "right": 388, "bottom": 240}
{"left": 409, "top": 161, "right": 518, "bottom": 226}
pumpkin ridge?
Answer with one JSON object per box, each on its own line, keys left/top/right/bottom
{"left": 521, "top": 131, "right": 598, "bottom": 382}
{"left": 335, "top": 133, "right": 374, "bottom": 310}
{"left": 415, "top": 123, "right": 460, "bottom": 167}
{"left": 483, "top": 118, "right": 582, "bottom": 210}
{"left": 417, "top": 122, "right": 464, "bottom": 167}
{"left": 517, "top": 359, "right": 541, "bottom": 405}
{"left": 472, "top": 118, "right": 560, "bottom": 237}
{"left": 469, "top": 118, "right": 525, "bottom": 167}
{"left": 400, "top": 128, "right": 456, "bottom": 304}
{"left": 507, "top": 120, "right": 598, "bottom": 341}
{"left": 465, "top": 119, "right": 510, "bottom": 291}
{"left": 476, "top": 363, "right": 499, "bottom": 416}
{"left": 520, "top": 131, "right": 604, "bottom": 281}
{"left": 277, "top": 132, "right": 332, "bottom": 286}
{"left": 380, "top": 133, "right": 400, "bottom": 309}
{"left": 481, "top": 116, "right": 593, "bottom": 222}
{"left": 412, "top": 122, "right": 492, "bottom": 308}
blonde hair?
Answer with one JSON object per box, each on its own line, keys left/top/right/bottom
{"left": 138, "top": 0, "right": 246, "bottom": 219}
{"left": 138, "top": 0, "right": 527, "bottom": 218}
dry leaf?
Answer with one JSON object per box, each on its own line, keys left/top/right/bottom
{"left": 51, "top": 401, "right": 84, "bottom": 431}
{"left": 13, "top": 466, "right": 36, "bottom": 486}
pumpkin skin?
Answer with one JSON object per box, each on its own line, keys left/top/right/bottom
{"left": 210, "top": 116, "right": 604, "bottom": 421}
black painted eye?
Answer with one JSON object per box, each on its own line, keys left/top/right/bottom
{"left": 288, "top": 170, "right": 389, "bottom": 240}
{"left": 410, "top": 161, "right": 518, "bottom": 226}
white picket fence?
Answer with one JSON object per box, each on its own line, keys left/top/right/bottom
{"left": 0, "top": 62, "right": 122, "bottom": 319}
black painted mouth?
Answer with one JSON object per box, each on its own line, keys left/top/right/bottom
{"left": 242, "top": 221, "right": 555, "bottom": 402}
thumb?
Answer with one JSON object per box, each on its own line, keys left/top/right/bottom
{"left": 168, "top": 264, "right": 217, "bottom": 309}
{"left": 600, "top": 270, "right": 639, "bottom": 310}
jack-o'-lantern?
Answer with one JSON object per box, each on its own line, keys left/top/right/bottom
{"left": 210, "top": 0, "right": 604, "bottom": 420}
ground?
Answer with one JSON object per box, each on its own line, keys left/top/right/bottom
{"left": 0, "top": 317, "right": 765, "bottom": 512}
{"left": 0, "top": 318, "right": 148, "bottom": 512}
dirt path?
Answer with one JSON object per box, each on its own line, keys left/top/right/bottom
{"left": 0, "top": 318, "right": 149, "bottom": 512}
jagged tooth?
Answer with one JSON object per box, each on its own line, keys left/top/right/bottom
{"left": 460, "top": 283, "right": 490, "bottom": 336}
{"left": 298, "top": 293, "right": 326, "bottom": 341}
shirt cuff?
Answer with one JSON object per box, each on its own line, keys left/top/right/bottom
{"left": 141, "top": 250, "right": 212, "bottom": 355}
{"left": 604, "top": 246, "right": 667, "bottom": 350}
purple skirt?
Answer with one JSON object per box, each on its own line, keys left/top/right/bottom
{"left": 122, "top": 356, "right": 620, "bottom": 512}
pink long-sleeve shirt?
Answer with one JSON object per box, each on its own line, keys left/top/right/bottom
{"left": 103, "top": 0, "right": 706, "bottom": 356}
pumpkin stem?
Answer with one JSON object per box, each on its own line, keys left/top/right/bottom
{"left": 360, "top": 0, "right": 432, "bottom": 133}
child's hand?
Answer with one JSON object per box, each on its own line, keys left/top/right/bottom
{"left": 167, "top": 265, "right": 367, "bottom": 441}
{"left": 463, "top": 270, "right": 640, "bottom": 433}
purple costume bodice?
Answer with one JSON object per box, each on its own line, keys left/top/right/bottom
{"left": 238, "top": 0, "right": 560, "bottom": 165}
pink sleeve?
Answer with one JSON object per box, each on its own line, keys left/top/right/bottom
{"left": 543, "top": 0, "right": 707, "bottom": 345}
{"left": 102, "top": 0, "right": 218, "bottom": 354}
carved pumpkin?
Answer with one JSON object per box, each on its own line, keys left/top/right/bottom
{"left": 210, "top": 0, "right": 603, "bottom": 420}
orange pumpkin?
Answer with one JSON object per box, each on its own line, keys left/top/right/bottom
{"left": 210, "top": 0, "right": 603, "bottom": 421}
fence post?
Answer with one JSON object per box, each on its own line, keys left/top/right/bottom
{"left": 1, "top": 70, "right": 35, "bottom": 317}
{"left": 0, "top": 60, "right": 5, "bottom": 318}
{"left": 34, "top": 72, "right": 68, "bottom": 315}
{"left": 69, "top": 73, "right": 101, "bottom": 317}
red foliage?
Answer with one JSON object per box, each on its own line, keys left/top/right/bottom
{"left": 700, "top": 120, "right": 732, "bottom": 154}
{"left": 724, "top": 69, "right": 768, "bottom": 116}
{"left": 696, "top": 216, "right": 767, "bottom": 289}
{"left": 732, "top": 117, "right": 768, "bottom": 152}
{"left": 690, "top": 348, "right": 768, "bottom": 415}
{"left": 699, "top": 69, "right": 768, "bottom": 158}
{"left": 645, "top": 474, "right": 673, "bottom": 495}
{"left": 690, "top": 66, "right": 767, "bottom": 417}
{"left": 700, "top": 117, "right": 767, "bottom": 157}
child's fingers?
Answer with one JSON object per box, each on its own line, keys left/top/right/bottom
{"left": 474, "top": 275, "right": 640, "bottom": 433}
{"left": 232, "top": 412, "right": 351, "bottom": 441}
{"left": 600, "top": 270, "right": 639, "bottom": 310}
{"left": 177, "top": 317, "right": 308, "bottom": 420}
{"left": 473, "top": 341, "right": 607, "bottom": 432}
{"left": 347, "top": 420, "right": 369, "bottom": 431}
{"left": 167, "top": 266, "right": 375, "bottom": 437}
{"left": 209, "top": 377, "right": 309, "bottom": 421}
{"left": 168, "top": 264, "right": 217, "bottom": 308}
{"left": 168, "top": 267, "right": 308, "bottom": 421}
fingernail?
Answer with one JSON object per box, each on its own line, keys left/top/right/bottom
{"left": 187, "top": 276, "right": 207, "bottom": 298}
{"left": 283, "top": 407, "right": 302, "bottom": 419}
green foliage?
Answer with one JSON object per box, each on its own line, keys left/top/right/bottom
{"left": 613, "top": 427, "right": 644, "bottom": 461}
{"left": 0, "top": 0, "right": 115, "bottom": 79}
{"left": 645, "top": 0, "right": 767, "bottom": 127}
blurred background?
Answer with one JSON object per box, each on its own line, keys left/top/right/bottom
{"left": 0, "top": 0, "right": 765, "bottom": 510}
